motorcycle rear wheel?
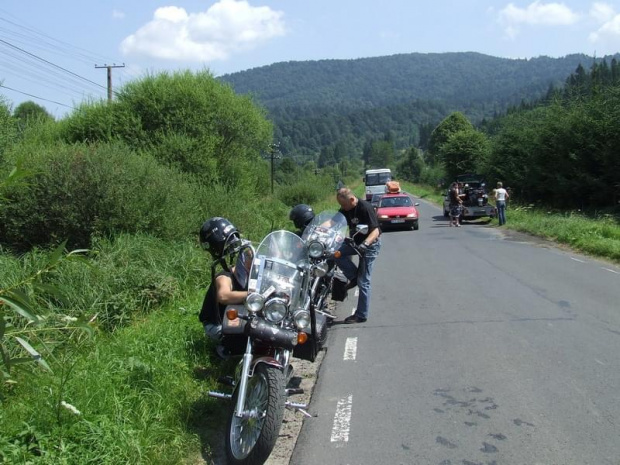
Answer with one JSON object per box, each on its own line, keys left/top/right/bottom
{"left": 226, "top": 364, "right": 286, "bottom": 465}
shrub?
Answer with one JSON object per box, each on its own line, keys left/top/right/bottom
{"left": 0, "top": 142, "right": 204, "bottom": 250}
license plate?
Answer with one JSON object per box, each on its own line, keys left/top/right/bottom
{"left": 391, "top": 219, "right": 405, "bottom": 223}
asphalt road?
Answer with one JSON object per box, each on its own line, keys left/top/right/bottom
{"left": 290, "top": 198, "right": 620, "bottom": 465}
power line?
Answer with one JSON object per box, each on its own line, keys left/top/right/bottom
{"left": 0, "top": 10, "right": 117, "bottom": 65}
{"left": 0, "top": 84, "right": 74, "bottom": 109}
{"left": 0, "top": 38, "right": 106, "bottom": 91}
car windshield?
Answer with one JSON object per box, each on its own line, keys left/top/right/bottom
{"left": 366, "top": 173, "right": 392, "bottom": 186}
{"left": 380, "top": 196, "right": 412, "bottom": 208}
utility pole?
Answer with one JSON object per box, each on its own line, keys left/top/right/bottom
{"left": 263, "top": 143, "right": 281, "bottom": 194}
{"left": 95, "top": 63, "right": 125, "bottom": 101}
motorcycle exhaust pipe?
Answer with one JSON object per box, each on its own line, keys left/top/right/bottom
{"left": 247, "top": 319, "right": 298, "bottom": 350}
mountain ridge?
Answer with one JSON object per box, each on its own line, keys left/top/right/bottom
{"left": 217, "top": 51, "right": 617, "bottom": 156}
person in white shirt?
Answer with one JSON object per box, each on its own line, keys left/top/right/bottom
{"left": 494, "top": 182, "right": 510, "bottom": 226}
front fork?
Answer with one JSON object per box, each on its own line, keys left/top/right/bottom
{"left": 234, "top": 338, "right": 255, "bottom": 418}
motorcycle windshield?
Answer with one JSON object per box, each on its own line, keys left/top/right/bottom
{"left": 302, "top": 210, "right": 348, "bottom": 255}
{"left": 248, "top": 231, "right": 308, "bottom": 310}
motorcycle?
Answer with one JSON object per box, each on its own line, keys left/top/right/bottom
{"left": 301, "top": 210, "right": 349, "bottom": 321}
{"left": 209, "top": 230, "right": 318, "bottom": 465}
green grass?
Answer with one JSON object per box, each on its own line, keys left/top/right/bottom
{"left": 0, "top": 298, "right": 232, "bottom": 464}
{"left": 0, "top": 178, "right": 355, "bottom": 464}
{"left": 400, "top": 180, "right": 620, "bottom": 263}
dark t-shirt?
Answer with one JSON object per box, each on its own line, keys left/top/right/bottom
{"left": 339, "top": 197, "right": 380, "bottom": 245}
{"left": 199, "top": 271, "right": 243, "bottom": 325}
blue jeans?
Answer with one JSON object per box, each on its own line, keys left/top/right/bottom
{"left": 335, "top": 239, "right": 381, "bottom": 319}
{"left": 497, "top": 201, "right": 506, "bottom": 225}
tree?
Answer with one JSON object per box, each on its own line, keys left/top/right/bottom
{"left": 427, "top": 112, "right": 473, "bottom": 165}
{"left": 367, "top": 140, "right": 393, "bottom": 168}
{"left": 61, "top": 70, "right": 273, "bottom": 190}
{"left": 13, "top": 101, "right": 54, "bottom": 123}
{"left": 0, "top": 96, "right": 17, "bottom": 162}
{"left": 396, "top": 147, "right": 425, "bottom": 182}
{"left": 439, "top": 129, "right": 490, "bottom": 182}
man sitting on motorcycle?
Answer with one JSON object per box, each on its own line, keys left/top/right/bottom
{"left": 199, "top": 217, "right": 248, "bottom": 356}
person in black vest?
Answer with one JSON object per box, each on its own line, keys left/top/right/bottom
{"left": 335, "top": 187, "right": 382, "bottom": 324}
{"left": 198, "top": 218, "right": 248, "bottom": 355}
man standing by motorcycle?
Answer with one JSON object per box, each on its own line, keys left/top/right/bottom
{"left": 335, "top": 187, "right": 381, "bottom": 324}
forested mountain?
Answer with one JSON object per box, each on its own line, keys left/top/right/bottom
{"left": 219, "top": 52, "right": 617, "bottom": 157}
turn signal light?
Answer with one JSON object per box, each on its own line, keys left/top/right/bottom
{"left": 226, "top": 308, "right": 239, "bottom": 321}
{"left": 297, "top": 332, "right": 308, "bottom": 345}
{"left": 334, "top": 250, "right": 342, "bottom": 258}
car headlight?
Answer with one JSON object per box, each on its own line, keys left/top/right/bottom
{"left": 379, "top": 214, "right": 389, "bottom": 219}
{"left": 293, "top": 309, "right": 311, "bottom": 330}
{"left": 245, "top": 292, "right": 265, "bottom": 313}
{"left": 308, "top": 241, "right": 325, "bottom": 258}
{"left": 406, "top": 213, "right": 417, "bottom": 218}
{"left": 264, "top": 297, "right": 288, "bottom": 323}
{"left": 313, "top": 262, "right": 329, "bottom": 277}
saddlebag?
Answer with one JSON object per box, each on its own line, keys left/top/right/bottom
{"left": 331, "top": 270, "right": 348, "bottom": 302}
{"left": 293, "top": 312, "right": 327, "bottom": 362}
{"left": 221, "top": 305, "right": 249, "bottom": 355}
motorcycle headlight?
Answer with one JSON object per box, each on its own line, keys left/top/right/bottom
{"left": 264, "top": 297, "right": 288, "bottom": 323}
{"left": 308, "top": 241, "right": 325, "bottom": 258}
{"left": 313, "top": 262, "right": 329, "bottom": 277}
{"left": 245, "top": 292, "right": 265, "bottom": 313}
{"left": 293, "top": 309, "right": 311, "bottom": 330}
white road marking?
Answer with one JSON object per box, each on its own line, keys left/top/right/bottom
{"left": 602, "top": 267, "right": 619, "bottom": 275}
{"left": 570, "top": 257, "right": 585, "bottom": 263}
{"left": 595, "top": 359, "right": 606, "bottom": 365}
{"left": 330, "top": 394, "right": 353, "bottom": 443}
{"left": 344, "top": 337, "right": 358, "bottom": 361}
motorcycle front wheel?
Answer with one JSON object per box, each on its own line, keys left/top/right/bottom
{"left": 226, "top": 363, "right": 286, "bottom": 465}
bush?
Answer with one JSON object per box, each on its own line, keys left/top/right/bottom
{"left": 276, "top": 175, "right": 334, "bottom": 207}
{"left": 59, "top": 70, "right": 274, "bottom": 191}
{"left": 0, "top": 142, "right": 204, "bottom": 250}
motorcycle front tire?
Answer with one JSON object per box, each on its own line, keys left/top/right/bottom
{"left": 226, "top": 363, "right": 286, "bottom": 465}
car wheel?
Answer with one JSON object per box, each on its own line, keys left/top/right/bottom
{"left": 413, "top": 221, "right": 419, "bottom": 231}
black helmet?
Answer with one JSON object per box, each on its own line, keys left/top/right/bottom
{"left": 289, "top": 204, "right": 315, "bottom": 230}
{"left": 199, "top": 217, "right": 241, "bottom": 259}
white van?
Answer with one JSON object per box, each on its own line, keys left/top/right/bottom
{"left": 364, "top": 168, "right": 392, "bottom": 200}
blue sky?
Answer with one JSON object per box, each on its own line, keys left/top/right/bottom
{"left": 2, "top": 0, "right": 620, "bottom": 117}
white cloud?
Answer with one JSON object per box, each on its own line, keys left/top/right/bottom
{"left": 498, "top": 1, "right": 580, "bottom": 38}
{"left": 589, "top": 13, "right": 620, "bottom": 44}
{"left": 112, "top": 9, "right": 125, "bottom": 20}
{"left": 590, "top": 2, "right": 615, "bottom": 23}
{"left": 120, "top": 0, "right": 286, "bottom": 62}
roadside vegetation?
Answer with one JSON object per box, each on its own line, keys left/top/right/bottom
{"left": 401, "top": 181, "right": 620, "bottom": 263}
{"left": 0, "top": 72, "right": 354, "bottom": 464}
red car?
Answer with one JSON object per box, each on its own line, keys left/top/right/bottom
{"left": 376, "top": 193, "right": 420, "bottom": 230}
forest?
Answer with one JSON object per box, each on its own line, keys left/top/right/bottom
{"left": 220, "top": 51, "right": 620, "bottom": 157}
{"left": 221, "top": 52, "right": 620, "bottom": 210}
